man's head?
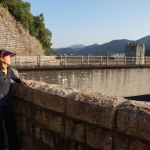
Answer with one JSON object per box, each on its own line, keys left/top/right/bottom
{"left": 0, "top": 49, "right": 16, "bottom": 58}
{"left": 0, "top": 49, "right": 16, "bottom": 66}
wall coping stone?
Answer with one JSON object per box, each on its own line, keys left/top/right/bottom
{"left": 11, "top": 81, "right": 126, "bottom": 128}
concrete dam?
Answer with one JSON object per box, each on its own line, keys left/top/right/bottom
{"left": 18, "top": 66, "right": 150, "bottom": 98}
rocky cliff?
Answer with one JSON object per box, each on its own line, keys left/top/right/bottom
{"left": 0, "top": 4, "right": 44, "bottom": 55}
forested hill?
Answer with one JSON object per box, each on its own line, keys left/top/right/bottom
{"left": 0, "top": 0, "right": 56, "bottom": 55}
{"left": 55, "top": 35, "right": 150, "bottom": 55}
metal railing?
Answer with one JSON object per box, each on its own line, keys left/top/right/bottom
{"left": 11, "top": 55, "right": 149, "bottom": 67}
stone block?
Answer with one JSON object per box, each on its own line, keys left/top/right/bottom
{"left": 33, "top": 124, "right": 41, "bottom": 140}
{"left": 117, "top": 100, "right": 150, "bottom": 141}
{"left": 41, "top": 129, "right": 55, "bottom": 149}
{"left": 30, "top": 106, "right": 49, "bottom": 128}
{"left": 11, "top": 83, "right": 32, "bottom": 102}
{"left": 39, "top": 109, "right": 50, "bottom": 128}
{"left": 19, "top": 100, "right": 31, "bottom": 119}
{"left": 76, "top": 144, "right": 85, "bottom": 150}
{"left": 11, "top": 98, "right": 19, "bottom": 112}
{"left": 26, "top": 121, "right": 33, "bottom": 137}
{"left": 86, "top": 124, "right": 112, "bottom": 150}
{"left": 48, "top": 112, "right": 64, "bottom": 134}
{"left": 62, "top": 138, "right": 76, "bottom": 150}
{"left": 114, "top": 134, "right": 148, "bottom": 150}
{"left": 31, "top": 106, "right": 64, "bottom": 134}
{"left": 65, "top": 118, "right": 85, "bottom": 143}
{"left": 66, "top": 91, "right": 126, "bottom": 129}
{"left": 32, "top": 89, "right": 66, "bottom": 114}
{"left": 21, "top": 134, "right": 53, "bottom": 150}
{"left": 17, "top": 115, "right": 27, "bottom": 133}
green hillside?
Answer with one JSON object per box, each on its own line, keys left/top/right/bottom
{"left": 0, "top": 0, "right": 56, "bottom": 55}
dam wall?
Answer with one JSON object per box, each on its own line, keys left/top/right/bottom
{"left": 18, "top": 66, "right": 150, "bottom": 97}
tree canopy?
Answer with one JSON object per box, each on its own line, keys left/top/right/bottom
{"left": 0, "top": 0, "right": 57, "bottom": 55}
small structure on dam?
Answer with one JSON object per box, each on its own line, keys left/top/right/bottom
{"left": 125, "top": 43, "right": 145, "bottom": 64}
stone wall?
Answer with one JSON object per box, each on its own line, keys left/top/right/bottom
{"left": 0, "top": 4, "right": 44, "bottom": 55}
{"left": 10, "top": 81, "right": 150, "bottom": 150}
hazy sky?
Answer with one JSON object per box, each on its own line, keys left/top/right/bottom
{"left": 25, "top": 0, "right": 150, "bottom": 48}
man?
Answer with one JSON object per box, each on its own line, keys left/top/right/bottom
{"left": 0, "top": 49, "right": 30, "bottom": 150}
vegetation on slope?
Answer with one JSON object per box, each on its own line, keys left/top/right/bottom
{"left": 0, "top": 0, "right": 57, "bottom": 55}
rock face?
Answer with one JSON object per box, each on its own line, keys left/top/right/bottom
{"left": 0, "top": 4, "right": 44, "bottom": 55}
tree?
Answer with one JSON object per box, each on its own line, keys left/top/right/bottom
{"left": 31, "top": 13, "right": 53, "bottom": 55}
{"left": 0, "top": 0, "right": 54, "bottom": 55}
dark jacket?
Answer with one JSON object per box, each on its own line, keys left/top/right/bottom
{"left": 0, "top": 67, "right": 21, "bottom": 106}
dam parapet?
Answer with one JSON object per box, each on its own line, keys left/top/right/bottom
{"left": 9, "top": 81, "right": 150, "bottom": 150}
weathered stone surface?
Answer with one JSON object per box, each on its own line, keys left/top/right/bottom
{"left": 17, "top": 100, "right": 31, "bottom": 119}
{"left": 11, "top": 83, "right": 32, "bottom": 102}
{"left": 33, "top": 124, "right": 41, "bottom": 140}
{"left": 66, "top": 91, "right": 126, "bottom": 129}
{"left": 26, "top": 121, "right": 33, "bottom": 137}
{"left": 62, "top": 138, "right": 76, "bottom": 150}
{"left": 30, "top": 106, "right": 64, "bottom": 134}
{"left": 16, "top": 115, "right": 27, "bottom": 133}
{"left": 21, "top": 134, "right": 52, "bottom": 150}
{"left": 65, "top": 118, "right": 85, "bottom": 143}
{"left": 10, "top": 81, "right": 150, "bottom": 150}
{"left": 32, "top": 90, "right": 66, "bottom": 114}
{"left": 114, "top": 134, "right": 148, "bottom": 150}
{"left": 29, "top": 81, "right": 71, "bottom": 97}
{"left": 48, "top": 112, "right": 64, "bottom": 134}
{"left": 0, "top": 4, "right": 44, "bottom": 55}
{"left": 31, "top": 81, "right": 69, "bottom": 114}
{"left": 31, "top": 107, "right": 49, "bottom": 127}
{"left": 41, "top": 129, "right": 55, "bottom": 149}
{"left": 117, "top": 100, "right": 150, "bottom": 141}
{"left": 86, "top": 124, "right": 112, "bottom": 150}
{"left": 76, "top": 144, "right": 85, "bottom": 150}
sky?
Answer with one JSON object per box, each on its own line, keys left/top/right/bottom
{"left": 25, "top": 0, "right": 150, "bottom": 48}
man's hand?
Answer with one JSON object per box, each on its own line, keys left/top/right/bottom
{"left": 20, "top": 80, "right": 30, "bottom": 86}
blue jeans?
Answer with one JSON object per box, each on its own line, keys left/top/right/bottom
{"left": 0, "top": 104, "right": 21, "bottom": 150}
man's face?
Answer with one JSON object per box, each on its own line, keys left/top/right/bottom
{"left": 1, "top": 55, "right": 12, "bottom": 65}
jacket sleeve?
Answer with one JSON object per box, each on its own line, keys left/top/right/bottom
{"left": 10, "top": 68, "right": 21, "bottom": 83}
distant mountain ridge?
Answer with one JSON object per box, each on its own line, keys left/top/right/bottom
{"left": 55, "top": 35, "right": 150, "bottom": 55}
{"left": 67, "top": 44, "right": 85, "bottom": 49}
